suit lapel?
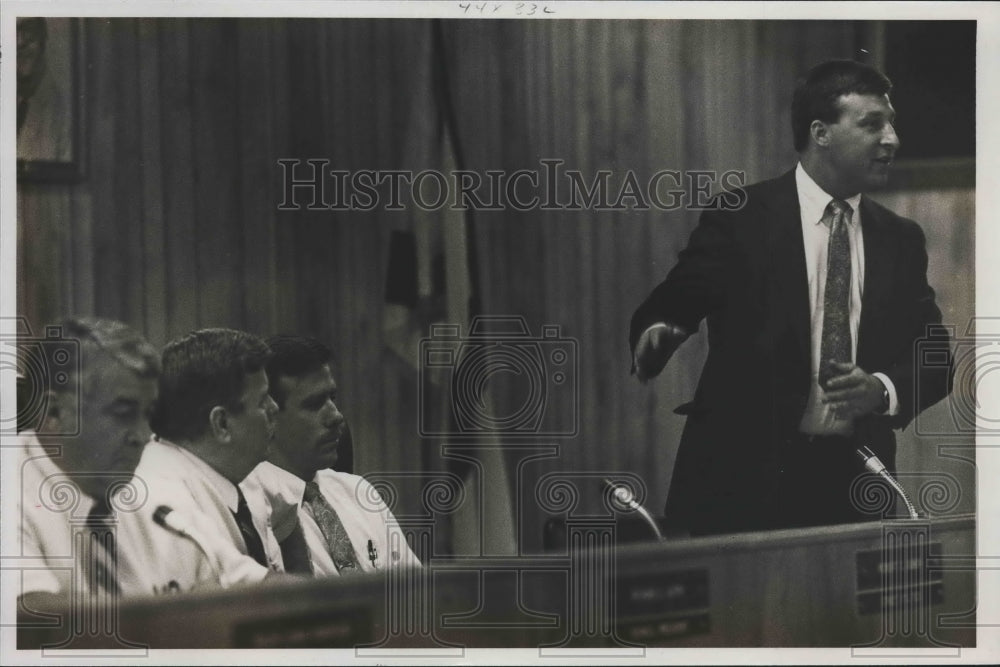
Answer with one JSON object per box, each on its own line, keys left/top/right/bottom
{"left": 762, "top": 182, "right": 894, "bottom": 380}
{"left": 857, "top": 197, "right": 893, "bottom": 368}
{"left": 762, "top": 170, "right": 811, "bottom": 369}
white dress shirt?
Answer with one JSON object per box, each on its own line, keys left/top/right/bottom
{"left": 242, "top": 461, "right": 421, "bottom": 576}
{"left": 795, "top": 163, "right": 898, "bottom": 434}
{"left": 115, "top": 439, "right": 283, "bottom": 596}
{"left": 13, "top": 432, "right": 108, "bottom": 597}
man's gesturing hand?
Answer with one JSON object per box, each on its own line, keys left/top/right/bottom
{"left": 821, "top": 361, "right": 886, "bottom": 419}
{"left": 634, "top": 323, "right": 689, "bottom": 382}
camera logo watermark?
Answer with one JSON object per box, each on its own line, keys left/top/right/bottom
{"left": 914, "top": 318, "right": 995, "bottom": 437}
{"left": 357, "top": 468, "right": 646, "bottom": 656}
{"left": 1, "top": 317, "right": 80, "bottom": 436}
{"left": 13, "top": 471, "right": 150, "bottom": 656}
{"left": 850, "top": 522, "right": 965, "bottom": 657}
{"left": 419, "top": 316, "right": 578, "bottom": 438}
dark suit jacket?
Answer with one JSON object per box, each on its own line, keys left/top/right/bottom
{"left": 630, "top": 169, "right": 952, "bottom": 534}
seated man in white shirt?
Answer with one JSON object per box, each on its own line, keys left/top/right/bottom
{"left": 13, "top": 317, "right": 159, "bottom": 609}
{"left": 116, "top": 328, "right": 291, "bottom": 595}
{"left": 242, "top": 335, "right": 420, "bottom": 576}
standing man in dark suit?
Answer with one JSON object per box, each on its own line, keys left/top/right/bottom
{"left": 630, "top": 60, "right": 953, "bottom": 535}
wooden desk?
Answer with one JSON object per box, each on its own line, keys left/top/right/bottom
{"left": 18, "top": 515, "right": 974, "bottom": 650}
{"left": 533, "top": 514, "right": 975, "bottom": 649}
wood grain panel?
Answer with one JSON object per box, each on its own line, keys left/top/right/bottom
{"left": 87, "top": 18, "right": 122, "bottom": 319}
{"left": 113, "top": 20, "right": 146, "bottom": 330}
{"left": 235, "top": 19, "right": 278, "bottom": 337}
{"left": 137, "top": 19, "right": 168, "bottom": 343}
{"left": 191, "top": 19, "right": 242, "bottom": 329}
{"left": 157, "top": 18, "right": 199, "bottom": 338}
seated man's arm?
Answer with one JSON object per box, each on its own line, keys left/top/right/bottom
{"left": 116, "top": 482, "right": 273, "bottom": 595}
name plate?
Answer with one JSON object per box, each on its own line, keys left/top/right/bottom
{"left": 615, "top": 568, "right": 710, "bottom": 642}
{"left": 234, "top": 608, "right": 375, "bottom": 648}
{"left": 855, "top": 541, "right": 944, "bottom": 616}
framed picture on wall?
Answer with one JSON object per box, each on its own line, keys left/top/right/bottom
{"left": 16, "top": 17, "right": 86, "bottom": 184}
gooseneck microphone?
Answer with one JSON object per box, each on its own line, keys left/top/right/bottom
{"left": 153, "top": 505, "right": 196, "bottom": 538}
{"left": 855, "top": 447, "right": 920, "bottom": 520}
{"left": 602, "top": 479, "right": 665, "bottom": 541}
{"left": 153, "top": 504, "right": 274, "bottom": 587}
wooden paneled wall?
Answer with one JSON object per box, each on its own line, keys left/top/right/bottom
{"left": 17, "top": 19, "right": 974, "bottom": 551}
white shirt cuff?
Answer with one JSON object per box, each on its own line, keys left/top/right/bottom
{"left": 872, "top": 372, "right": 899, "bottom": 417}
{"left": 219, "top": 553, "right": 271, "bottom": 588}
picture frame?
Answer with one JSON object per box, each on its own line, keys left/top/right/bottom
{"left": 16, "top": 18, "right": 86, "bottom": 184}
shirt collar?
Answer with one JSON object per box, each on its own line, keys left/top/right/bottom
{"left": 162, "top": 438, "right": 240, "bottom": 512}
{"left": 21, "top": 430, "right": 98, "bottom": 516}
{"left": 796, "top": 162, "right": 862, "bottom": 226}
{"left": 22, "top": 430, "right": 62, "bottom": 476}
{"left": 272, "top": 461, "right": 309, "bottom": 501}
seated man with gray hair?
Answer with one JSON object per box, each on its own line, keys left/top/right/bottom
{"left": 14, "top": 317, "right": 160, "bottom": 606}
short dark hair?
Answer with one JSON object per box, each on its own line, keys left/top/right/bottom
{"left": 791, "top": 60, "right": 892, "bottom": 152}
{"left": 264, "top": 335, "right": 332, "bottom": 408}
{"left": 152, "top": 328, "right": 270, "bottom": 441}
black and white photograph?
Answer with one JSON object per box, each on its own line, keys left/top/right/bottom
{"left": 1, "top": 1, "right": 996, "bottom": 663}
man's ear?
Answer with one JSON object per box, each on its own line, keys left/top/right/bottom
{"left": 810, "top": 119, "right": 831, "bottom": 147}
{"left": 208, "top": 406, "right": 231, "bottom": 443}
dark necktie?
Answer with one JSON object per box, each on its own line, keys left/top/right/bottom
{"left": 819, "top": 199, "right": 854, "bottom": 389}
{"left": 279, "top": 517, "right": 314, "bottom": 575}
{"left": 84, "top": 499, "right": 121, "bottom": 594}
{"left": 303, "top": 481, "right": 358, "bottom": 573}
{"left": 232, "top": 487, "right": 269, "bottom": 568}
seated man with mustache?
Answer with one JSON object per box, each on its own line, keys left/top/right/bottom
{"left": 242, "top": 335, "right": 420, "bottom": 576}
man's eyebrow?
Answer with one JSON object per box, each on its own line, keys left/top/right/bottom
{"left": 303, "top": 387, "right": 333, "bottom": 403}
{"left": 861, "top": 109, "right": 895, "bottom": 121}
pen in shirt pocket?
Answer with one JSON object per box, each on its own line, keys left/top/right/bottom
{"left": 367, "top": 539, "right": 378, "bottom": 568}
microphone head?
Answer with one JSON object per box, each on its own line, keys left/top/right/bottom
{"left": 613, "top": 486, "right": 634, "bottom": 505}
{"left": 153, "top": 505, "right": 173, "bottom": 527}
{"left": 603, "top": 479, "right": 637, "bottom": 512}
{"left": 153, "top": 505, "right": 197, "bottom": 539}
{"left": 856, "top": 445, "right": 876, "bottom": 462}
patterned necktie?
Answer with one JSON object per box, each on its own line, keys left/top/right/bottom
{"left": 232, "top": 487, "right": 269, "bottom": 567}
{"left": 84, "top": 499, "right": 120, "bottom": 594}
{"left": 818, "top": 199, "right": 854, "bottom": 389}
{"left": 303, "top": 481, "right": 358, "bottom": 573}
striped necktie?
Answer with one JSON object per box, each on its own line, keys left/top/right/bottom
{"left": 84, "top": 499, "right": 120, "bottom": 594}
